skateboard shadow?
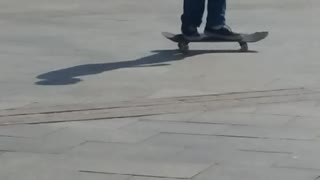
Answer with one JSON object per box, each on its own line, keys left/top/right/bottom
{"left": 36, "top": 49, "right": 257, "bottom": 86}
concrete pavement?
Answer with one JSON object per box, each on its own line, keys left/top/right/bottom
{"left": 1, "top": 0, "right": 320, "bottom": 179}
{"left": 0, "top": 0, "right": 319, "bottom": 108}
{"left": 2, "top": 89, "right": 320, "bottom": 179}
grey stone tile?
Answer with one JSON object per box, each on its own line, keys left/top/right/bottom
{"left": 0, "top": 119, "right": 151, "bottom": 153}
{"left": 122, "top": 121, "right": 227, "bottom": 135}
{"left": 0, "top": 135, "right": 84, "bottom": 154}
{"left": 0, "top": 136, "right": 32, "bottom": 152}
{"left": 129, "top": 177, "right": 180, "bottom": 180}
{"left": 140, "top": 112, "right": 203, "bottom": 121}
{"left": 142, "top": 111, "right": 294, "bottom": 127}
{"left": 220, "top": 126, "right": 320, "bottom": 140}
{"left": 67, "top": 142, "right": 134, "bottom": 156}
{"left": 76, "top": 173, "right": 130, "bottom": 180}
{"left": 165, "top": 145, "right": 290, "bottom": 167}
{"left": 214, "top": 136, "right": 320, "bottom": 154}
{"left": 71, "top": 158, "right": 212, "bottom": 179}
{"left": 48, "top": 118, "right": 139, "bottom": 130}
{"left": 255, "top": 101, "right": 320, "bottom": 117}
{"left": 193, "top": 165, "right": 319, "bottom": 180}
{"left": 144, "top": 132, "right": 320, "bottom": 156}
{"left": 0, "top": 152, "right": 130, "bottom": 180}
{"left": 0, "top": 152, "right": 71, "bottom": 173}
{"left": 165, "top": 146, "right": 234, "bottom": 164}
{"left": 0, "top": 170, "right": 129, "bottom": 180}
{"left": 0, "top": 124, "right": 63, "bottom": 138}
{"left": 49, "top": 127, "right": 158, "bottom": 144}
{"left": 222, "top": 106, "right": 257, "bottom": 113}
{"left": 195, "top": 112, "right": 294, "bottom": 127}
{"left": 286, "top": 116, "right": 320, "bottom": 129}
{"left": 68, "top": 142, "right": 184, "bottom": 162}
{"left": 143, "top": 133, "right": 222, "bottom": 148}
{"left": 275, "top": 151, "right": 320, "bottom": 170}
{"left": 218, "top": 150, "right": 290, "bottom": 167}
{"left": 61, "top": 142, "right": 213, "bottom": 179}
{"left": 0, "top": 102, "right": 200, "bottom": 125}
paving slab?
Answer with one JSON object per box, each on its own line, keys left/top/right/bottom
{"left": 142, "top": 112, "right": 294, "bottom": 127}
{"left": 143, "top": 133, "right": 223, "bottom": 149}
{"left": 220, "top": 126, "right": 320, "bottom": 140}
{"left": 0, "top": 152, "right": 130, "bottom": 180}
{"left": 0, "top": 124, "right": 62, "bottom": 138}
{"left": 169, "top": 146, "right": 290, "bottom": 167}
{"left": 66, "top": 141, "right": 185, "bottom": 162}
{"left": 0, "top": 0, "right": 319, "bottom": 107}
{"left": 128, "top": 177, "right": 180, "bottom": 180}
{"left": 210, "top": 136, "right": 320, "bottom": 154}
{"left": 1, "top": 0, "right": 320, "bottom": 180}
{"left": 47, "top": 126, "right": 158, "bottom": 144}
{"left": 0, "top": 135, "right": 84, "bottom": 154}
{"left": 121, "top": 120, "right": 227, "bottom": 135}
{"left": 286, "top": 116, "right": 320, "bottom": 129}
{"left": 255, "top": 101, "right": 320, "bottom": 117}
{"left": 274, "top": 151, "right": 320, "bottom": 171}
{"left": 47, "top": 118, "right": 139, "bottom": 129}
{"left": 193, "top": 165, "right": 320, "bottom": 180}
{"left": 72, "top": 158, "right": 212, "bottom": 179}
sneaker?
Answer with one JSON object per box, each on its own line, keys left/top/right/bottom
{"left": 204, "top": 25, "right": 241, "bottom": 40}
{"left": 181, "top": 25, "right": 202, "bottom": 40}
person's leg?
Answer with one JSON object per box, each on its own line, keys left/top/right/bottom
{"left": 181, "top": 0, "right": 205, "bottom": 39}
{"left": 181, "top": 0, "right": 206, "bottom": 27}
{"left": 206, "top": 0, "right": 226, "bottom": 27}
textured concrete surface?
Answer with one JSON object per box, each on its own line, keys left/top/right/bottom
{"left": 0, "top": 0, "right": 319, "bottom": 109}
{"left": 1, "top": 0, "right": 320, "bottom": 179}
{"left": 2, "top": 92, "right": 320, "bottom": 179}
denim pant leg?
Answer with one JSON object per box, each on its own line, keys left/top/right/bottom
{"left": 181, "top": 0, "right": 205, "bottom": 27}
{"left": 206, "top": 0, "right": 226, "bottom": 27}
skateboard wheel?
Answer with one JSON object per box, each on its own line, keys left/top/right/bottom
{"left": 239, "top": 42, "right": 248, "bottom": 52}
{"left": 178, "top": 42, "right": 189, "bottom": 54}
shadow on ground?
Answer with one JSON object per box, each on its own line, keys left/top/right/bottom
{"left": 36, "top": 49, "right": 256, "bottom": 86}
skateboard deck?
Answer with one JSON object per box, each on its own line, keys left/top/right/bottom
{"left": 162, "top": 31, "right": 268, "bottom": 53}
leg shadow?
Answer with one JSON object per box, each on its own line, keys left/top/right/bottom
{"left": 36, "top": 49, "right": 256, "bottom": 86}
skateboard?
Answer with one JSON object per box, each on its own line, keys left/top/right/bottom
{"left": 162, "top": 31, "right": 268, "bottom": 53}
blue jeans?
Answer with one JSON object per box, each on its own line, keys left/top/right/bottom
{"left": 181, "top": 0, "right": 226, "bottom": 27}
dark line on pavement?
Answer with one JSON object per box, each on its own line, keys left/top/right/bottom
{"left": 275, "top": 166, "right": 320, "bottom": 172}
{"left": 0, "top": 87, "right": 308, "bottom": 118}
{"left": 0, "top": 103, "right": 175, "bottom": 118}
{"left": 239, "top": 149, "right": 293, "bottom": 154}
{"left": 0, "top": 113, "right": 178, "bottom": 126}
{"left": 0, "top": 135, "right": 29, "bottom": 139}
{"left": 161, "top": 132, "right": 315, "bottom": 141}
{"left": 79, "top": 170, "right": 190, "bottom": 179}
{"left": 140, "top": 119, "right": 250, "bottom": 126}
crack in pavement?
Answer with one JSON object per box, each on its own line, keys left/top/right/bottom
{"left": 162, "top": 132, "right": 316, "bottom": 141}
{"left": 0, "top": 87, "right": 312, "bottom": 117}
{"left": 238, "top": 149, "right": 293, "bottom": 154}
{"left": 79, "top": 170, "right": 191, "bottom": 179}
{"left": 1, "top": 87, "right": 319, "bottom": 125}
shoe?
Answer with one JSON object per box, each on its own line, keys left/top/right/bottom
{"left": 181, "top": 25, "right": 202, "bottom": 40}
{"left": 204, "top": 25, "right": 241, "bottom": 40}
